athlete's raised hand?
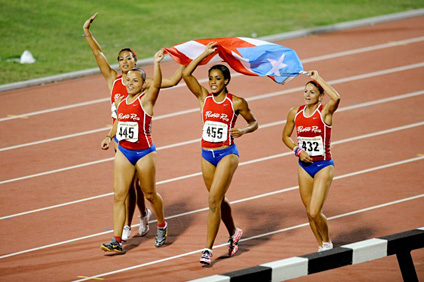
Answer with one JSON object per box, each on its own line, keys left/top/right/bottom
{"left": 83, "top": 12, "right": 98, "bottom": 32}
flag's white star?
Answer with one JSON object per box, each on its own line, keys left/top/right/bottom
{"left": 266, "top": 53, "right": 287, "bottom": 76}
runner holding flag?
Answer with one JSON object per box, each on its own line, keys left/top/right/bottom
{"left": 182, "top": 42, "right": 258, "bottom": 265}
{"left": 282, "top": 70, "right": 341, "bottom": 252}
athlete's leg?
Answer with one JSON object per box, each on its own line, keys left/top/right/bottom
{"left": 135, "top": 152, "right": 165, "bottom": 225}
{"left": 298, "top": 164, "right": 323, "bottom": 245}
{"left": 125, "top": 179, "right": 136, "bottom": 226}
{"left": 201, "top": 159, "right": 236, "bottom": 236}
{"left": 113, "top": 150, "right": 136, "bottom": 238}
{"left": 126, "top": 176, "right": 147, "bottom": 227}
{"left": 309, "top": 165, "right": 334, "bottom": 243}
{"left": 134, "top": 177, "right": 147, "bottom": 217}
{"left": 202, "top": 154, "right": 239, "bottom": 249}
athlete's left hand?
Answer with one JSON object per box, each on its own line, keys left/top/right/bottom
{"left": 299, "top": 150, "right": 313, "bottom": 163}
{"left": 101, "top": 137, "right": 111, "bottom": 150}
{"left": 229, "top": 127, "right": 245, "bottom": 138}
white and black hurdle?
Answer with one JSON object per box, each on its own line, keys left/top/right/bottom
{"left": 190, "top": 227, "right": 424, "bottom": 282}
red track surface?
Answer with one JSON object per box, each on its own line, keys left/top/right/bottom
{"left": 1, "top": 17, "right": 423, "bottom": 282}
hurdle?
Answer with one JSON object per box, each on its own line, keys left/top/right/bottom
{"left": 189, "top": 227, "right": 424, "bottom": 282}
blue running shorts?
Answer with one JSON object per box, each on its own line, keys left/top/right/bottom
{"left": 118, "top": 144, "right": 156, "bottom": 166}
{"left": 299, "top": 159, "right": 334, "bottom": 178}
{"left": 202, "top": 144, "right": 239, "bottom": 167}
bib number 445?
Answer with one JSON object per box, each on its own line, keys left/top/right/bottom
{"left": 117, "top": 121, "right": 139, "bottom": 143}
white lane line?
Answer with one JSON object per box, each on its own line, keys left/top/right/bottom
{"left": 71, "top": 192, "right": 424, "bottom": 281}
{"left": 1, "top": 156, "right": 423, "bottom": 261}
{"left": 0, "top": 127, "right": 109, "bottom": 151}
{"left": 0, "top": 98, "right": 108, "bottom": 122}
{"left": 1, "top": 121, "right": 423, "bottom": 220}
{"left": 1, "top": 85, "right": 423, "bottom": 185}
{"left": 301, "top": 36, "right": 424, "bottom": 64}
{"left": 1, "top": 35, "right": 423, "bottom": 123}
{"left": 1, "top": 61, "right": 424, "bottom": 153}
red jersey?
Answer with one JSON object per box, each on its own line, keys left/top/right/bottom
{"left": 201, "top": 93, "right": 238, "bottom": 148}
{"left": 294, "top": 104, "right": 332, "bottom": 161}
{"left": 110, "top": 75, "right": 128, "bottom": 123}
{"left": 116, "top": 94, "right": 153, "bottom": 150}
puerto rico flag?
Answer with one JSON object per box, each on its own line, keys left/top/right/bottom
{"left": 165, "top": 37, "right": 304, "bottom": 84}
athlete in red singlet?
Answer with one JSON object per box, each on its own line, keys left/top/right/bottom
{"left": 282, "top": 70, "right": 340, "bottom": 252}
{"left": 115, "top": 94, "right": 153, "bottom": 151}
{"left": 110, "top": 75, "right": 127, "bottom": 121}
{"left": 182, "top": 42, "right": 258, "bottom": 265}
{"left": 100, "top": 50, "right": 168, "bottom": 252}
{"left": 294, "top": 103, "right": 332, "bottom": 162}
{"left": 83, "top": 12, "right": 184, "bottom": 242}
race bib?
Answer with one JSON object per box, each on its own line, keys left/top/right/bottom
{"left": 298, "top": 136, "right": 324, "bottom": 156}
{"left": 111, "top": 103, "right": 117, "bottom": 119}
{"left": 117, "top": 121, "right": 139, "bottom": 143}
{"left": 202, "top": 121, "right": 228, "bottom": 143}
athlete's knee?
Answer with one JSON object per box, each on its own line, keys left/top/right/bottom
{"left": 114, "top": 188, "right": 127, "bottom": 202}
{"left": 143, "top": 190, "right": 156, "bottom": 202}
{"left": 307, "top": 208, "right": 322, "bottom": 221}
{"left": 208, "top": 195, "right": 223, "bottom": 211}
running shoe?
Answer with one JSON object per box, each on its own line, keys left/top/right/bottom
{"left": 122, "top": 225, "right": 131, "bottom": 241}
{"left": 139, "top": 209, "right": 151, "bottom": 237}
{"left": 155, "top": 221, "right": 168, "bottom": 247}
{"left": 318, "top": 241, "right": 333, "bottom": 252}
{"left": 322, "top": 241, "right": 333, "bottom": 250}
{"left": 228, "top": 228, "right": 243, "bottom": 256}
{"left": 200, "top": 248, "right": 213, "bottom": 265}
{"left": 100, "top": 237, "right": 123, "bottom": 253}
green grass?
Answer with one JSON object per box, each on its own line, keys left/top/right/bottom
{"left": 1, "top": 0, "right": 423, "bottom": 85}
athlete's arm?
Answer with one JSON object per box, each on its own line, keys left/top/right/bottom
{"left": 142, "top": 49, "right": 164, "bottom": 115}
{"left": 83, "top": 12, "right": 117, "bottom": 90}
{"left": 101, "top": 120, "right": 118, "bottom": 150}
{"left": 308, "top": 70, "right": 340, "bottom": 123}
{"left": 230, "top": 96, "right": 258, "bottom": 138}
{"left": 145, "top": 65, "right": 186, "bottom": 89}
{"left": 182, "top": 42, "right": 216, "bottom": 104}
{"left": 282, "top": 107, "right": 313, "bottom": 163}
{"left": 282, "top": 107, "right": 298, "bottom": 150}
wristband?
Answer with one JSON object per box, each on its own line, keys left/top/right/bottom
{"left": 82, "top": 33, "right": 92, "bottom": 37}
{"left": 106, "top": 135, "right": 112, "bottom": 140}
{"left": 294, "top": 147, "right": 304, "bottom": 157}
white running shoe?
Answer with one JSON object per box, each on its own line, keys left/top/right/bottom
{"left": 200, "top": 248, "right": 213, "bottom": 265}
{"left": 122, "top": 225, "right": 131, "bottom": 241}
{"left": 322, "top": 241, "right": 333, "bottom": 250}
{"left": 155, "top": 221, "right": 168, "bottom": 247}
{"left": 318, "top": 241, "right": 333, "bottom": 252}
{"left": 139, "top": 209, "right": 151, "bottom": 237}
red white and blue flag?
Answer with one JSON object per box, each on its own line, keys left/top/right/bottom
{"left": 165, "top": 37, "right": 304, "bottom": 84}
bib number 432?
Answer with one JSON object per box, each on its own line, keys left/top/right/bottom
{"left": 298, "top": 136, "right": 324, "bottom": 156}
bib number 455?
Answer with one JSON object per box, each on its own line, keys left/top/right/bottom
{"left": 203, "top": 121, "right": 228, "bottom": 143}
